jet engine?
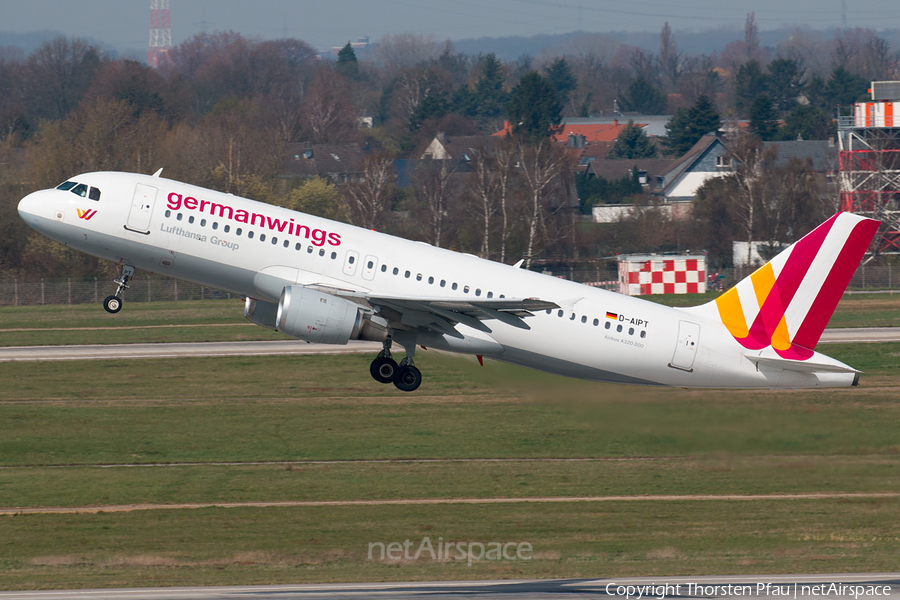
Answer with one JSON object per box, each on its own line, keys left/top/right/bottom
{"left": 275, "top": 285, "right": 386, "bottom": 344}
{"left": 244, "top": 297, "right": 278, "bottom": 330}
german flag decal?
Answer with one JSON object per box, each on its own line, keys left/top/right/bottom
{"left": 606, "top": 311, "right": 617, "bottom": 320}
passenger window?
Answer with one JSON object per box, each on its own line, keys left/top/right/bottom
{"left": 71, "top": 183, "right": 88, "bottom": 197}
{"left": 393, "top": 267, "right": 399, "bottom": 275}
{"left": 165, "top": 210, "right": 171, "bottom": 218}
{"left": 307, "top": 247, "right": 314, "bottom": 254}
{"left": 381, "top": 265, "right": 387, "bottom": 272}
{"left": 616, "top": 324, "right": 623, "bottom": 333}
{"left": 593, "top": 318, "right": 599, "bottom": 326}
{"left": 581, "top": 316, "right": 587, "bottom": 323}
{"left": 332, "top": 251, "right": 337, "bottom": 259}
{"left": 487, "top": 292, "right": 493, "bottom": 298}
{"left": 271, "top": 237, "right": 278, "bottom": 245}
{"left": 440, "top": 280, "right": 446, "bottom": 287}
{"left": 188, "top": 216, "right": 194, "bottom": 224}
{"left": 428, "top": 276, "right": 434, "bottom": 284}
{"left": 88, "top": 187, "right": 101, "bottom": 201}
{"left": 236, "top": 228, "right": 242, "bottom": 236}
{"left": 605, "top": 321, "right": 611, "bottom": 330}
{"left": 213, "top": 222, "right": 219, "bottom": 230}
{"left": 295, "top": 243, "right": 302, "bottom": 250}
{"left": 416, "top": 273, "right": 422, "bottom": 281}
{"left": 464, "top": 286, "right": 470, "bottom": 293}
{"left": 222, "top": 224, "right": 228, "bottom": 232}
{"left": 558, "top": 310, "right": 564, "bottom": 317}
{"left": 405, "top": 271, "right": 411, "bottom": 278}
{"left": 641, "top": 331, "right": 646, "bottom": 338}
{"left": 248, "top": 231, "right": 254, "bottom": 239}
{"left": 452, "top": 283, "right": 458, "bottom": 290}
{"left": 475, "top": 289, "right": 481, "bottom": 296}
{"left": 628, "top": 327, "right": 634, "bottom": 335}
{"left": 200, "top": 219, "right": 206, "bottom": 227}
{"left": 349, "top": 256, "right": 355, "bottom": 264}
{"left": 284, "top": 240, "right": 290, "bottom": 248}
{"left": 319, "top": 248, "right": 325, "bottom": 256}
{"left": 368, "top": 261, "right": 374, "bottom": 269}
{"left": 177, "top": 213, "right": 183, "bottom": 221}
{"left": 259, "top": 234, "right": 265, "bottom": 242}
{"left": 570, "top": 313, "right": 576, "bottom": 320}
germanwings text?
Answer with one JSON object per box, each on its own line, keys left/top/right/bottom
{"left": 166, "top": 192, "right": 341, "bottom": 247}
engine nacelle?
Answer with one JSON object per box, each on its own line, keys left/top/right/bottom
{"left": 244, "top": 297, "right": 279, "bottom": 330}
{"left": 276, "top": 285, "right": 386, "bottom": 344}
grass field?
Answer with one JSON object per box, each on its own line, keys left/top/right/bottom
{"left": 0, "top": 300, "right": 898, "bottom": 588}
{"left": 0, "top": 291, "right": 898, "bottom": 346}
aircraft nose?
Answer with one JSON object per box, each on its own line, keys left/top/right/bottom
{"left": 18, "top": 190, "right": 52, "bottom": 227}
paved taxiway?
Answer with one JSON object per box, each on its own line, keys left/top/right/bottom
{"left": 0, "top": 328, "right": 896, "bottom": 361}
{"left": 0, "top": 574, "right": 897, "bottom": 599}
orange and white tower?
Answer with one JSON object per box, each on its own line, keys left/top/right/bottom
{"left": 148, "top": 0, "right": 172, "bottom": 68}
{"left": 838, "top": 81, "right": 900, "bottom": 253}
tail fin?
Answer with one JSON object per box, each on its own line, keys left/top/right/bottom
{"left": 705, "top": 213, "right": 879, "bottom": 360}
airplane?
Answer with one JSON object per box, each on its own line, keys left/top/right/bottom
{"left": 17, "top": 170, "right": 880, "bottom": 392}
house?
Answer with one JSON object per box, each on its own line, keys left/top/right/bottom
{"left": 492, "top": 118, "right": 650, "bottom": 143}
{"left": 282, "top": 142, "right": 366, "bottom": 184}
{"left": 420, "top": 133, "right": 496, "bottom": 161}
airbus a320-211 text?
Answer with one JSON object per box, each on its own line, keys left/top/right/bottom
{"left": 18, "top": 170, "right": 880, "bottom": 391}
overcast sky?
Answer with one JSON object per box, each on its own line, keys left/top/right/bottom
{"left": 3, "top": 0, "right": 900, "bottom": 56}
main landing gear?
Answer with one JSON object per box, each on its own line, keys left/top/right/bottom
{"left": 369, "top": 334, "right": 422, "bottom": 392}
{"left": 103, "top": 265, "right": 135, "bottom": 314}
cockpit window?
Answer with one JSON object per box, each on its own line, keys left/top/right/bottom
{"left": 71, "top": 183, "right": 88, "bottom": 197}
{"left": 56, "top": 181, "right": 77, "bottom": 191}
{"left": 88, "top": 187, "right": 101, "bottom": 201}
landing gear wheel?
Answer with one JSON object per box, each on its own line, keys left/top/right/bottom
{"left": 103, "top": 295, "right": 123, "bottom": 314}
{"left": 370, "top": 356, "right": 398, "bottom": 384}
{"left": 393, "top": 364, "right": 422, "bottom": 392}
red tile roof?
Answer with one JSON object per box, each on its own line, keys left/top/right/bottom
{"left": 493, "top": 120, "right": 648, "bottom": 143}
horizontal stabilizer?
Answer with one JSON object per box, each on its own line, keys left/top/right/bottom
{"left": 745, "top": 354, "right": 859, "bottom": 374}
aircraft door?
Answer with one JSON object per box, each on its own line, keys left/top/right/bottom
{"left": 669, "top": 320, "right": 700, "bottom": 372}
{"left": 126, "top": 183, "right": 158, "bottom": 233}
{"left": 343, "top": 250, "right": 359, "bottom": 276}
{"left": 362, "top": 255, "right": 378, "bottom": 280}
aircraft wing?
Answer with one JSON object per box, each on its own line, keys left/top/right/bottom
{"left": 360, "top": 294, "right": 559, "bottom": 335}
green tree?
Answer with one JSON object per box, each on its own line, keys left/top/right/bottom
{"left": 749, "top": 94, "right": 779, "bottom": 141}
{"left": 408, "top": 93, "right": 448, "bottom": 131}
{"left": 734, "top": 60, "right": 768, "bottom": 116}
{"left": 474, "top": 53, "right": 508, "bottom": 119}
{"left": 767, "top": 58, "right": 804, "bottom": 113}
{"left": 824, "top": 66, "right": 869, "bottom": 107}
{"left": 778, "top": 104, "right": 833, "bottom": 140}
{"left": 546, "top": 57, "right": 577, "bottom": 109}
{"left": 507, "top": 72, "right": 562, "bottom": 143}
{"left": 618, "top": 74, "right": 667, "bottom": 114}
{"left": 608, "top": 120, "right": 657, "bottom": 159}
{"left": 662, "top": 94, "right": 720, "bottom": 156}
{"left": 279, "top": 176, "right": 350, "bottom": 222}
{"left": 336, "top": 42, "right": 359, "bottom": 79}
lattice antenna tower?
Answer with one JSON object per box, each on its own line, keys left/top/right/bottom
{"left": 148, "top": 0, "right": 172, "bottom": 68}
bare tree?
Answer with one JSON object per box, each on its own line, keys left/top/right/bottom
{"left": 302, "top": 67, "right": 358, "bottom": 143}
{"left": 726, "top": 130, "right": 778, "bottom": 265}
{"left": 494, "top": 138, "right": 517, "bottom": 263}
{"left": 468, "top": 146, "right": 498, "bottom": 259}
{"left": 343, "top": 153, "right": 396, "bottom": 229}
{"left": 518, "top": 139, "right": 567, "bottom": 268}
{"left": 414, "top": 158, "right": 458, "bottom": 248}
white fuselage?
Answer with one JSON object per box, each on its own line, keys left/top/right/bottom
{"left": 17, "top": 172, "right": 858, "bottom": 389}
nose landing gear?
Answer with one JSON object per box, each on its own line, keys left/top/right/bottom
{"left": 103, "top": 265, "right": 135, "bottom": 314}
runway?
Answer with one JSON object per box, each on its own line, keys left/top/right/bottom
{"left": 0, "top": 328, "right": 896, "bottom": 361}
{"left": 0, "top": 574, "right": 897, "bottom": 599}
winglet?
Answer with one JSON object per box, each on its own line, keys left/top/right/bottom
{"left": 152, "top": 168, "right": 163, "bottom": 178}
